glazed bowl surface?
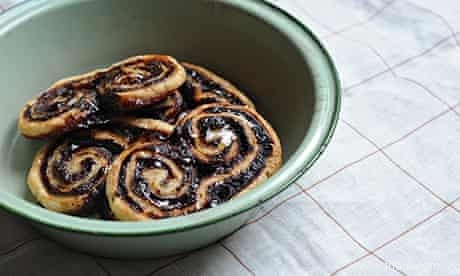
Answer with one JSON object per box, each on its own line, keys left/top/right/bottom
{"left": 0, "top": 0, "right": 340, "bottom": 258}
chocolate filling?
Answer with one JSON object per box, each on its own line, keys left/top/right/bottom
{"left": 128, "top": 91, "right": 185, "bottom": 123}
{"left": 180, "top": 67, "right": 244, "bottom": 107}
{"left": 24, "top": 85, "right": 99, "bottom": 122}
{"left": 176, "top": 106, "right": 273, "bottom": 207}
{"left": 24, "top": 58, "right": 178, "bottom": 124}
{"left": 116, "top": 143, "right": 198, "bottom": 216}
{"left": 93, "top": 60, "right": 176, "bottom": 93}
{"left": 40, "top": 137, "right": 123, "bottom": 196}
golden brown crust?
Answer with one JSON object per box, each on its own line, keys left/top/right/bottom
{"left": 107, "top": 103, "right": 282, "bottom": 221}
{"left": 99, "top": 55, "right": 186, "bottom": 110}
{"left": 113, "top": 117, "right": 175, "bottom": 137}
{"left": 27, "top": 130, "right": 127, "bottom": 214}
{"left": 18, "top": 87, "right": 101, "bottom": 139}
{"left": 22, "top": 55, "right": 283, "bottom": 221}
{"left": 27, "top": 119, "right": 174, "bottom": 215}
{"left": 176, "top": 104, "right": 281, "bottom": 208}
{"left": 181, "top": 63, "right": 255, "bottom": 109}
{"left": 125, "top": 90, "right": 185, "bottom": 124}
{"left": 18, "top": 55, "right": 186, "bottom": 139}
{"left": 106, "top": 141, "right": 198, "bottom": 220}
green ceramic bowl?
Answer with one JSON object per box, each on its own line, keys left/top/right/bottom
{"left": 0, "top": 0, "right": 340, "bottom": 258}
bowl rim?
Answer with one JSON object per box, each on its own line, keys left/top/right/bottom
{"left": 0, "top": 0, "right": 341, "bottom": 236}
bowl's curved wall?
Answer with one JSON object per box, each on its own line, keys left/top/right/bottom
{"left": 0, "top": 0, "right": 339, "bottom": 256}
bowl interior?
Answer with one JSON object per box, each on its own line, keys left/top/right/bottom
{"left": 0, "top": 0, "right": 338, "bottom": 234}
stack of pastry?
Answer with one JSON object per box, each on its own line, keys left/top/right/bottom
{"left": 18, "top": 55, "right": 282, "bottom": 221}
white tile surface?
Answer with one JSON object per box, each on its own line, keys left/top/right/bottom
{"left": 343, "top": 0, "right": 453, "bottom": 66}
{"left": 342, "top": 73, "right": 446, "bottom": 146}
{"left": 154, "top": 244, "right": 252, "bottom": 276}
{"left": 298, "top": 121, "right": 376, "bottom": 188}
{"left": 267, "top": 0, "right": 332, "bottom": 37}
{"left": 322, "top": 34, "right": 389, "bottom": 88}
{"left": 339, "top": 255, "right": 401, "bottom": 276}
{"left": 453, "top": 199, "right": 460, "bottom": 210}
{"left": 0, "top": 210, "right": 39, "bottom": 255}
{"left": 408, "top": 0, "right": 460, "bottom": 33}
{"left": 385, "top": 112, "right": 460, "bottom": 202}
{"left": 249, "top": 182, "right": 301, "bottom": 222}
{"left": 379, "top": 209, "right": 460, "bottom": 276}
{"left": 275, "top": 0, "right": 395, "bottom": 34}
{"left": 309, "top": 153, "right": 443, "bottom": 249}
{"left": 223, "top": 195, "right": 366, "bottom": 275}
{"left": 0, "top": 0, "right": 23, "bottom": 10}
{"left": 394, "top": 36, "right": 460, "bottom": 106}
{"left": 0, "top": 239, "right": 105, "bottom": 276}
{"left": 96, "top": 255, "right": 181, "bottom": 276}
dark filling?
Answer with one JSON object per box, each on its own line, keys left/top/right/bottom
{"left": 116, "top": 143, "right": 198, "bottom": 214}
{"left": 180, "top": 67, "right": 244, "bottom": 107}
{"left": 24, "top": 86, "right": 100, "bottom": 122}
{"left": 179, "top": 116, "right": 250, "bottom": 168}
{"left": 93, "top": 60, "right": 175, "bottom": 93}
{"left": 25, "top": 58, "right": 177, "bottom": 125}
{"left": 91, "top": 121, "right": 168, "bottom": 143}
{"left": 128, "top": 91, "right": 185, "bottom": 123}
{"left": 91, "top": 192, "right": 115, "bottom": 220}
{"left": 190, "top": 106, "right": 273, "bottom": 207}
{"left": 40, "top": 135, "right": 124, "bottom": 196}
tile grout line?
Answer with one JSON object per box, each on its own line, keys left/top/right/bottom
{"left": 322, "top": 0, "right": 396, "bottom": 39}
{"left": 329, "top": 17, "right": 457, "bottom": 118}
{"left": 297, "top": 0, "right": 403, "bottom": 93}
{"left": 296, "top": 183, "right": 407, "bottom": 276}
{"left": 146, "top": 254, "right": 191, "bottom": 276}
{"left": 292, "top": 0, "right": 337, "bottom": 35}
{"left": 331, "top": 195, "right": 460, "bottom": 275}
{"left": 91, "top": 258, "right": 113, "bottom": 276}
{"left": 220, "top": 242, "right": 256, "bottom": 276}
{"left": 301, "top": 150, "right": 379, "bottom": 192}
{"left": 246, "top": 189, "right": 304, "bottom": 225}
{"left": 399, "top": 76, "right": 460, "bottom": 117}
{"left": 306, "top": 0, "right": 459, "bottom": 109}
{"left": 405, "top": 0, "right": 460, "bottom": 47}
{"left": 380, "top": 105, "right": 458, "bottom": 149}
{"left": 342, "top": 25, "right": 460, "bottom": 123}
{"left": 246, "top": 150, "right": 380, "bottom": 224}
{"left": 342, "top": 119, "right": 460, "bottom": 213}
{"left": 343, "top": 32, "right": 459, "bottom": 92}
{"left": 301, "top": 0, "right": 458, "bottom": 95}
{"left": 247, "top": 103, "right": 457, "bottom": 227}
{"left": 0, "top": 236, "right": 42, "bottom": 258}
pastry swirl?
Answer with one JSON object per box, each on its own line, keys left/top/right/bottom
{"left": 180, "top": 63, "right": 255, "bottom": 109}
{"left": 27, "top": 119, "right": 174, "bottom": 215}
{"left": 106, "top": 141, "right": 198, "bottom": 220}
{"left": 107, "top": 104, "right": 281, "bottom": 220}
{"left": 19, "top": 83, "right": 102, "bottom": 139}
{"left": 19, "top": 55, "right": 186, "bottom": 138}
{"left": 175, "top": 104, "right": 281, "bottom": 208}
{"left": 96, "top": 55, "right": 186, "bottom": 110}
{"left": 128, "top": 90, "right": 185, "bottom": 124}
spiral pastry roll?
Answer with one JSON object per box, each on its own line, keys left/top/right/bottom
{"left": 27, "top": 119, "right": 174, "bottom": 215}
{"left": 128, "top": 90, "right": 185, "bottom": 124}
{"left": 106, "top": 141, "right": 198, "bottom": 220}
{"left": 96, "top": 55, "right": 186, "bottom": 110}
{"left": 18, "top": 82, "right": 102, "bottom": 139}
{"left": 175, "top": 104, "right": 281, "bottom": 209}
{"left": 19, "top": 55, "right": 185, "bottom": 139}
{"left": 180, "top": 63, "right": 255, "bottom": 109}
